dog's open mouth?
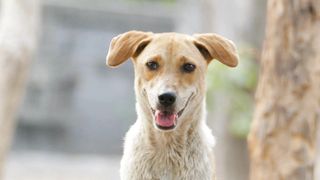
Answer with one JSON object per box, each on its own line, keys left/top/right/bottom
{"left": 151, "top": 92, "right": 194, "bottom": 130}
{"left": 155, "top": 110, "right": 177, "bottom": 130}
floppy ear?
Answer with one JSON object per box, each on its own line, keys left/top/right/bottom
{"left": 193, "top": 33, "right": 239, "bottom": 67}
{"left": 106, "top": 31, "right": 153, "bottom": 67}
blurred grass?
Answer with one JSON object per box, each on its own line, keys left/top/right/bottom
{"left": 206, "top": 45, "right": 259, "bottom": 139}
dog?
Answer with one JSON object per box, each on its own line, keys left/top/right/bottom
{"left": 106, "top": 31, "right": 239, "bottom": 180}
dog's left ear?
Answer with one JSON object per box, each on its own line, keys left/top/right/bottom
{"left": 193, "top": 33, "right": 239, "bottom": 67}
{"left": 106, "top": 31, "right": 153, "bottom": 67}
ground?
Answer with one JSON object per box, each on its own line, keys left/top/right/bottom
{"left": 4, "top": 151, "right": 121, "bottom": 180}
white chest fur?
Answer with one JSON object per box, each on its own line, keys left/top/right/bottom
{"left": 120, "top": 122, "right": 215, "bottom": 180}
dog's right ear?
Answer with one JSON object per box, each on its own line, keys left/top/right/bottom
{"left": 106, "top": 31, "right": 153, "bottom": 67}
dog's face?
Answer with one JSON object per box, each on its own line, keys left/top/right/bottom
{"left": 106, "top": 31, "right": 238, "bottom": 131}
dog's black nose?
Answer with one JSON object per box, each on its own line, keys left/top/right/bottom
{"left": 158, "top": 92, "right": 176, "bottom": 107}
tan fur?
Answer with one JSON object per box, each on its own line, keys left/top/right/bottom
{"left": 106, "top": 31, "right": 238, "bottom": 180}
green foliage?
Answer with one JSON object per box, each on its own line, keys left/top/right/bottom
{"left": 206, "top": 46, "right": 259, "bottom": 139}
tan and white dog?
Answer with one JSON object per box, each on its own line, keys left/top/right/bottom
{"left": 106, "top": 31, "right": 239, "bottom": 180}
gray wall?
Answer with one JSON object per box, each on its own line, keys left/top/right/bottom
{"left": 14, "top": 3, "right": 174, "bottom": 154}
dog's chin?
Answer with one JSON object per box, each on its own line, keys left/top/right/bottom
{"left": 155, "top": 124, "right": 176, "bottom": 131}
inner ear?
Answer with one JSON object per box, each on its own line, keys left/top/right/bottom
{"left": 194, "top": 41, "right": 212, "bottom": 61}
{"left": 133, "top": 39, "right": 152, "bottom": 58}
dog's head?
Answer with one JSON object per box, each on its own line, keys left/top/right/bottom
{"left": 106, "top": 31, "right": 238, "bottom": 131}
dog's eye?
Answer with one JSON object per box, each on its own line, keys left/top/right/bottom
{"left": 146, "top": 61, "right": 159, "bottom": 70}
{"left": 182, "top": 63, "right": 196, "bottom": 73}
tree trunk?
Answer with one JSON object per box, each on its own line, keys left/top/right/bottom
{"left": 248, "top": 0, "right": 320, "bottom": 180}
{"left": 317, "top": 125, "right": 320, "bottom": 180}
{"left": 0, "top": 0, "right": 40, "bottom": 178}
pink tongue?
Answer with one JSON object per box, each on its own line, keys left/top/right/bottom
{"left": 155, "top": 110, "right": 177, "bottom": 127}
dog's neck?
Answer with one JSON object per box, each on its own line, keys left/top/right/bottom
{"left": 135, "top": 99, "right": 206, "bottom": 148}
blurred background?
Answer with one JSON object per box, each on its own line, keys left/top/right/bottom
{"left": 3, "top": 0, "right": 268, "bottom": 179}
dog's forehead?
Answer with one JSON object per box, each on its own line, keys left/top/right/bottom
{"left": 154, "top": 32, "right": 192, "bottom": 40}
{"left": 152, "top": 33, "right": 193, "bottom": 46}
{"left": 143, "top": 33, "right": 201, "bottom": 59}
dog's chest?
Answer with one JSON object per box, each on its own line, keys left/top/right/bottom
{"left": 146, "top": 146, "right": 187, "bottom": 179}
{"left": 121, "top": 138, "right": 212, "bottom": 180}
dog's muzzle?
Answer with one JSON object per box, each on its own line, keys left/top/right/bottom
{"left": 152, "top": 92, "right": 194, "bottom": 131}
